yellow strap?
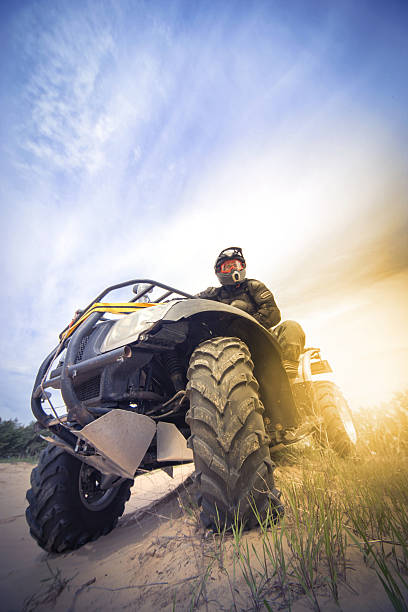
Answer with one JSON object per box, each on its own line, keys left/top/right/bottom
{"left": 60, "top": 302, "right": 156, "bottom": 341}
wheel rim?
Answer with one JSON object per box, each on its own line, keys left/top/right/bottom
{"left": 78, "top": 464, "right": 119, "bottom": 511}
{"left": 337, "top": 403, "right": 357, "bottom": 445}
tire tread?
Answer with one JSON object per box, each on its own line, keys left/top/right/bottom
{"left": 187, "top": 336, "right": 283, "bottom": 529}
{"left": 26, "top": 444, "right": 133, "bottom": 552}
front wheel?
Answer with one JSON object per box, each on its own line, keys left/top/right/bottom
{"left": 312, "top": 381, "right": 357, "bottom": 456}
{"left": 186, "top": 336, "right": 283, "bottom": 530}
{"left": 26, "top": 444, "right": 133, "bottom": 552}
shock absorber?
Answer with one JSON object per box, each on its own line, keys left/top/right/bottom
{"left": 163, "top": 351, "right": 185, "bottom": 392}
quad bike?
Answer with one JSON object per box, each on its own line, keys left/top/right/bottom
{"left": 26, "top": 279, "right": 357, "bottom": 553}
{"left": 276, "top": 349, "right": 357, "bottom": 457}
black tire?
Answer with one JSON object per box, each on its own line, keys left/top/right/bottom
{"left": 186, "top": 336, "right": 283, "bottom": 530}
{"left": 26, "top": 444, "right": 133, "bottom": 553}
{"left": 312, "top": 381, "right": 357, "bottom": 457}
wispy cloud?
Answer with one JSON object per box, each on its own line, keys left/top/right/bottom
{"left": 17, "top": 6, "right": 115, "bottom": 174}
{"left": 1, "top": 0, "right": 407, "bottom": 421}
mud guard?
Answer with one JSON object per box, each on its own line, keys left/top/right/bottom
{"left": 75, "top": 410, "right": 156, "bottom": 476}
{"left": 162, "top": 299, "right": 300, "bottom": 430}
{"left": 156, "top": 422, "right": 194, "bottom": 462}
{"left": 43, "top": 411, "right": 194, "bottom": 479}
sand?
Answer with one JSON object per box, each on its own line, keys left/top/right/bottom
{"left": 0, "top": 462, "right": 397, "bottom": 611}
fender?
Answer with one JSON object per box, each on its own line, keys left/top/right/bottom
{"left": 161, "top": 299, "right": 300, "bottom": 430}
{"left": 99, "top": 298, "right": 299, "bottom": 429}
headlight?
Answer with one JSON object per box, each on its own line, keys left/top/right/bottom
{"left": 100, "top": 302, "right": 176, "bottom": 352}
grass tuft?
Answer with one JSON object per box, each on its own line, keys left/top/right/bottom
{"left": 175, "top": 393, "right": 408, "bottom": 610}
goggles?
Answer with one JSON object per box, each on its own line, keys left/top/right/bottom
{"left": 219, "top": 259, "right": 245, "bottom": 273}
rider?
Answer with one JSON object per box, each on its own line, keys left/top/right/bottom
{"left": 196, "top": 247, "right": 305, "bottom": 377}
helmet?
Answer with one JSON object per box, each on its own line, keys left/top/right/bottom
{"left": 215, "top": 247, "right": 246, "bottom": 286}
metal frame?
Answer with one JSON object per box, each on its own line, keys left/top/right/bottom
{"left": 85, "top": 279, "right": 194, "bottom": 310}
{"left": 298, "top": 348, "right": 331, "bottom": 382}
{"left": 33, "top": 280, "right": 195, "bottom": 427}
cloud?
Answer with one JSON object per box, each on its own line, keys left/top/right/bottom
{"left": 18, "top": 9, "right": 115, "bottom": 174}
{"left": 14, "top": 3, "right": 175, "bottom": 179}
{"left": 2, "top": 0, "right": 408, "bottom": 422}
{"left": 4, "top": 111, "right": 407, "bottom": 422}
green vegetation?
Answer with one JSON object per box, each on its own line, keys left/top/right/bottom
{"left": 177, "top": 390, "right": 408, "bottom": 611}
{"left": 5, "top": 392, "right": 408, "bottom": 609}
{"left": 0, "top": 418, "right": 47, "bottom": 460}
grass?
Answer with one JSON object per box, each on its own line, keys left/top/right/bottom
{"left": 21, "top": 392, "right": 408, "bottom": 611}
{"left": 272, "top": 443, "right": 408, "bottom": 611}
{"left": 174, "top": 400, "right": 408, "bottom": 611}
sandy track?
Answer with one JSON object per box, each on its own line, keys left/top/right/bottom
{"left": 0, "top": 462, "right": 397, "bottom": 612}
{"left": 0, "top": 461, "right": 194, "bottom": 611}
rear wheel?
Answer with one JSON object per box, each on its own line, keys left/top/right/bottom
{"left": 312, "top": 381, "right": 357, "bottom": 456}
{"left": 26, "top": 444, "right": 133, "bottom": 552}
{"left": 186, "top": 336, "right": 283, "bottom": 530}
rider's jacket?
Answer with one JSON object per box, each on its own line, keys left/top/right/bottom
{"left": 196, "top": 279, "right": 281, "bottom": 329}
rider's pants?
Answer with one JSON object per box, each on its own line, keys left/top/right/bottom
{"left": 271, "top": 320, "right": 306, "bottom": 376}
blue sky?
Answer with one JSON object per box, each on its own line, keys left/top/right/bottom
{"left": 1, "top": 0, "right": 407, "bottom": 423}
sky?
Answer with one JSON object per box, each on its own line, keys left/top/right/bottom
{"left": 0, "top": 0, "right": 407, "bottom": 423}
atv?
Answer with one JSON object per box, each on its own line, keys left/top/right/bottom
{"left": 275, "top": 348, "right": 357, "bottom": 457}
{"left": 26, "top": 279, "right": 356, "bottom": 553}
